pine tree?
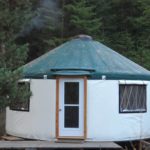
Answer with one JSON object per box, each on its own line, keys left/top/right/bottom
{"left": 64, "top": 0, "right": 101, "bottom": 38}
{"left": 0, "top": 0, "right": 32, "bottom": 108}
{"left": 91, "top": 0, "right": 150, "bottom": 69}
{"left": 20, "top": 0, "right": 62, "bottom": 61}
{"left": 133, "top": 0, "right": 150, "bottom": 69}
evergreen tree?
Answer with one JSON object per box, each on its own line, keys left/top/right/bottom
{"left": 20, "top": 0, "right": 62, "bottom": 61}
{"left": 64, "top": 0, "right": 101, "bottom": 38}
{"left": 13, "top": 0, "right": 150, "bottom": 71}
{"left": 133, "top": 0, "right": 150, "bottom": 69}
{"left": 0, "top": 0, "right": 32, "bottom": 108}
{"left": 91, "top": 0, "right": 150, "bottom": 69}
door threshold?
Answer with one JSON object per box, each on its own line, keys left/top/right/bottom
{"left": 55, "top": 139, "right": 84, "bottom": 143}
{"left": 57, "top": 136, "right": 85, "bottom": 140}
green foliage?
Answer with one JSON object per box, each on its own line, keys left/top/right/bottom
{"left": 89, "top": 0, "right": 150, "bottom": 69}
{"left": 0, "top": 0, "right": 32, "bottom": 108}
{"left": 1, "top": 0, "right": 150, "bottom": 108}
{"left": 10, "top": 81, "right": 31, "bottom": 110}
{"left": 22, "top": 0, "right": 150, "bottom": 69}
{"left": 21, "top": 0, "right": 62, "bottom": 61}
{"left": 64, "top": 0, "right": 101, "bottom": 38}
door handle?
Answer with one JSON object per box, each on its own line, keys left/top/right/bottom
{"left": 59, "top": 108, "right": 62, "bottom": 111}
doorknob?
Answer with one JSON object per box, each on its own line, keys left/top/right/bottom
{"left": 59, "top": 108, "right": 62, "bottom": 111}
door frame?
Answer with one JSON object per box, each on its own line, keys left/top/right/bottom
{"left": 56, "top": 76, "right": 87, "bottom": 140}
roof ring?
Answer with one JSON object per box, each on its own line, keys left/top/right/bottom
{"left": 73, "top": 34, "right": 93, "bottom": 40}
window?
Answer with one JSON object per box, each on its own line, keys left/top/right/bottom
{"left": 64, "top": 82, "right": 79, "bottom": 128}
{"left": 119, "top": 84, "right": 146, "bottom": 113}
{"left": 10, "top": 81, "right": 31, "bottom": 111}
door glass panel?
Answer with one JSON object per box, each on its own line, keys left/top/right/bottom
{"left": 64, "top": 106, "right": 79, "bottom": 128}
{"left": 65, "top": 82, "right": 79, "bottom": 104}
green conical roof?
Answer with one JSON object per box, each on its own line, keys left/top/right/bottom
{"left": 23, "top": 35, "right": 150, "bottom": 80}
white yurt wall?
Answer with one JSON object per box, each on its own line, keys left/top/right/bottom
{"left": 6, "top": 79, "right": 56, "bottom": 140}
{"left": 87, "top": 80, "right": 150, "bottom": 141}
{"left": 6, "top": 79, "right": 150, "bottom": 141}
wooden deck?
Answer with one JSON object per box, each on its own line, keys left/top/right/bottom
{"left": 0, "top": 141, "right": 122, "bottom": 149}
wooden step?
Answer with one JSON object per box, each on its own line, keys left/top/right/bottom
{"left": 1, "top": 135, "right": 24, "bottom": 141}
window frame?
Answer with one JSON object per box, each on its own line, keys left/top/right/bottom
{"left": 119, "top": 83, "right": 147, "bottom": 114}
{"left": 10, "top": 79, "right": 31, "bottom": 112}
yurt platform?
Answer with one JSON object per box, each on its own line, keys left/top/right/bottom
{"left": 0, "top": 140, "right": 122, "bottom": 149}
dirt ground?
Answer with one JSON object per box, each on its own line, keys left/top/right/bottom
{"left": 0, "top": 109, "right": 6, "bottom": 136}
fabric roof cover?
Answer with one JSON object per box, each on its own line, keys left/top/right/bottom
{"left": 23, "top": 36, "right": 150, "bottom": 80}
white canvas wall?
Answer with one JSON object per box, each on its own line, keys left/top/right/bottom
{"left": 6, "top": 79, "right": 150, "bottom": 141}
{"left": 6, "top": 79, "right": 56, "bottom": 141}
{"left": 87, "top": 80, "right": 150, "bottom": 141}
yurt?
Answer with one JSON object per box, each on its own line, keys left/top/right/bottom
{"left": 6, "top": 35, "right": 150, "bottom": 141}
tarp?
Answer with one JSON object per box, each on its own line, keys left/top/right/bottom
{"left": 22, "top": 36, "right": 150, "bottom": 80}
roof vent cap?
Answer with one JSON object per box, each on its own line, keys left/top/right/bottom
{"left": 74, "top": 34, "right": 92, "bottom": 40}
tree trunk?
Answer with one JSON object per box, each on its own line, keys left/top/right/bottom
{"left": 0, "top": 109, "right": 6, "bottom": 136}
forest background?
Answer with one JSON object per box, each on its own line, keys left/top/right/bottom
{"left": 0, "top": 0, "right": 150, "bottom": 111}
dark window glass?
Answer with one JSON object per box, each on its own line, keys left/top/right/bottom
{"left": 10, "top": 82, "right": 30, "bottom": 111}
{"left": 65, "top": 82, "right": 79, "bottom": 104}
{"left": 64, "top": 106, "right": 79, "bottom": 128}
{"left": 119, "top": 85, "right": 146, "bottom": 113}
